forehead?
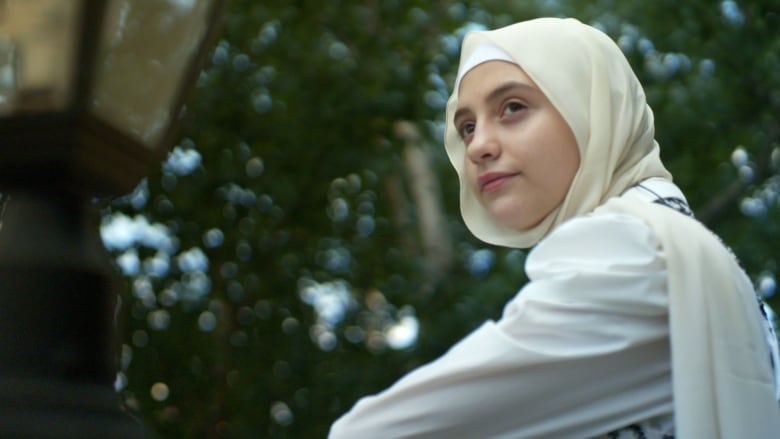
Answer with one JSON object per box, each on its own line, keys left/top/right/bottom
{"left": 456, "top": 61, "right": 538, "bottom": 108}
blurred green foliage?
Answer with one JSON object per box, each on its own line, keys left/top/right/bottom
{"left": 104, "top": 1, "right": 780, "bottom": 437}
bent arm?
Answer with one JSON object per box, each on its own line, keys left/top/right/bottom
{"left": 329, "top": 213, "right": 672, "bottom": 439}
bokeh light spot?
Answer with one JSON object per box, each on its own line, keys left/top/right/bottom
{"left": 150, "top": 382, "right": 170, "bottom": 402}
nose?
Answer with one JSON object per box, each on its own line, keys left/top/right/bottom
{"left": 465, "top": 123, "right": 501, "bottom": 164}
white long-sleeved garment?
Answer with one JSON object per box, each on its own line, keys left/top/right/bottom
{"left": 329, "top": 182, "right": 684, "bottom": 439}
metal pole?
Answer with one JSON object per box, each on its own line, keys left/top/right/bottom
{"left": 0, "top": 191, "right": 147, "bottom": 438}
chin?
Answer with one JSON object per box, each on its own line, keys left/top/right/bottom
{"left": 495, "top": 214, "right": 537, "bottom": 231}
{"left": 484, "top": 199, "right": 547, "bottom": 231}
{"left": 494, "top": 209, "right": 547, "bottom": 232}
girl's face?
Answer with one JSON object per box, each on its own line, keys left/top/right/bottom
{"left": 454, "top": 61, "right": 580, "bottom": 231}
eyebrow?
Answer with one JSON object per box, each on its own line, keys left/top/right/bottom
{"left": 453, "top": 81, "right": 535, "bottom": 123}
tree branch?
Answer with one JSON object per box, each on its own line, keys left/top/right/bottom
{"left": 394, "top": 121, "right": 453, "bottom": 284}
{"left": 697, "top": 124, "right": 778, "bottom": 226}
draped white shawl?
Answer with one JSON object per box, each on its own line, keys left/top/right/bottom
{"left": 444, "top": 17, "right": 780, "bottom": 437}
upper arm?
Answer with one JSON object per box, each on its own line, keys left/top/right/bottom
{"left": 329, "top": 213, "right": 673, "bottom": 439}
{"left": 498, "top": 213, "right": 668, "bottom": 355}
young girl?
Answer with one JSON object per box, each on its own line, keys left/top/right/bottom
{"left": 329, "top": 17, "right": 780, "bottom": 438}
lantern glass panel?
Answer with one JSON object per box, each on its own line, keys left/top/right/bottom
{"left": 89, "top": 0, "right": 215, "bottom": 149}
{"left": 0, "top": 0, "right": 80, "bottom": 116}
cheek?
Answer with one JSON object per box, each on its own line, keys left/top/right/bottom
{"left": 463, "top": 160, "right": 479, "bottom": 191}
{"left": 535, "top": 122, "right": 579, "bottom": 198}
{"left": 552, "top": 136, "right": 580, "bottom": 194}
{"left": 546, "top": 117, "right": 579, "bottom": 168}
{"left": 561, "top": 127, "right": 581, "bottom": 176}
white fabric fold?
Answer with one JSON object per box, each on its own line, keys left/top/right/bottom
{"left": 599, "top": 196, "right": 780, "bottom": 438}
{"left": 330, "top": 210, "right": 674, "bottom": 438}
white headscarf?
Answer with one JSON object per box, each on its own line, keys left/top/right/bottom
{"left": 445, "top": 17, "right": 780, "bottom": 437}
{"left": 444, "top": 17, "right": 671, "bottom": 248}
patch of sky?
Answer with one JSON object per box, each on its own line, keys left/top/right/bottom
{"left": 114, "top": 371, "right": 128, "bottom": 392}
{"left": 211, "top": 40, "right": 230, "bottom": 66}
{"left": 203, "top": 228, "right": 224, "bottom": 248}
{"left": 232, "top": 53, "right": 250, "bottom": 72}
{"left": 298, "top": 278, "right": 355, "bottom": 328}
{"left": 466, "top": 248, "right": 495, "bottom": 276}
{"left": 318, "top": 246, "right": 351, "bottom": 274}
{"left": 738, "top": 165, "right": 755, "bottom": 184}
{"left": 181, "top": 271, "right": 211, "bottom": 299}
{"left": 731, "top": 145, "right": 748, "bottom": 167}
{"left": 148, "top": 309, "right": 171, "bottom": 331}
{"left": 454, "top": 21, "right": 488, "bottom": 41}
{"left": 384, "top": 306, "right": 418, "bottom": 350}
{"left": 177, "top": 247, "right": 209, "bottom": 272}
{"left": 163, "top": 144, "right": 201, "bottom": 176}
{"left": 113, "top": 179, "right": 149, "bottom": 210}
{"left": 198, "top": 310, "right": 217, "bottom": 332}
{"left": 759, "top": 273, "right": 777, "bottom": 298}
{"left": 310, "top": 323, "right": 338, "bottom": 351}
{"left": 158, "top": 288, "right": 178, "bottom": 307}
{"left": 101, "top": 213, "right": 176, "bottom": 253}
{"left": 119, "top": 344, "right": 133, "bottom": 371}
{"left": 270, "top": 401, "right": 293, "bottom": 426}
{"left": 356, "top": 215, "right": 375, "bottom": 237}
{"left": 166, "top": 0, "right": 195, "bottom": 12}
{"left": 637, "top": 37, "right": 655, "bottom": 56}
{"left": 254, "top": 20, "right": 280, "bottom": 51}
{"left": 408, "top": 7, "right": 429, "bottom": 26}
{"left": 143, "top": 251, "right": 170, "bottom": 277}
{"left": 699, "top": 59, "right": 716, "bottom": 78}
{"left": 428, "top": 72, "right": 447, "bottom": 92}
{"left": 252, "top": 90, "right": 272, "bottom": 113}
{"left": 439, "top": 34, "right": 460, "bottom": 58}
{"left": 447, "top": 3, "right": 467, "bottom": 21}
{"left": 740, "top": 196, "right": 766, "bottom": 217}
{"left": 218, "top": 183, "right": 257, "bottom": 207}
{"left": 116, "top": 248, "right": 141, "bottom": 276}
{"left": 328, "top": 198, "right": 349, "bottom": 222}
{"left": 328, "top": 41, "right": 349, "bottom": 60}
{"left": 132, "top": 276, "right": 154, "bottom": 301}
{"left": 245, "top": 157, "right": 264, "bottom": 178}
{"left": 720, "top": 0, "right": 745, "bottom": 26}
{"left": 424, "top": 90, "right": 447, "bottom": 109}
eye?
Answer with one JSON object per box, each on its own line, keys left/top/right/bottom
{"left": 501, "top": 101, "right": 526, "bottom": 117}
{"left": 458, "top": 121, "right": 475, "bottom": 141}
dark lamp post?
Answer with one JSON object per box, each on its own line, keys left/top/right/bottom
{"left": 0, "top": 1, "right": 225, "bottom": 437}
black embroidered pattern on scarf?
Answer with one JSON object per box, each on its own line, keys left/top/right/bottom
{"left": 634, "top": 183, "right": 694, "bottom": 219}
{"left": 604, "top": 424, "right": 674, "bottom": 439}
{"left": 607, "top": 424, "right": 646, "bottom": 439}
{"left": 651, "top": 196, "right": 694, "bottom": 218}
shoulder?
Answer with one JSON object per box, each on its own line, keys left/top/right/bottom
{"left": 500, "top": 210, "right": 669, "bottom": 351}
{"left": 509, "top": 211, "right": 668, "bottom": 322}
{"left": 528, "top": 211, "right": 661, "bottom": 274}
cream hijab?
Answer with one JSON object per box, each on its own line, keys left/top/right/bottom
{"left": 445, "top": 17, "right": 780, "bottom": 437}
{"left": 444, "top": 17, "right": 670, "bottom": 248}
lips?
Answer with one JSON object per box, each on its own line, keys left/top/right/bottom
{"left": 477, "top": 172, "right": 518, "bottom": 192}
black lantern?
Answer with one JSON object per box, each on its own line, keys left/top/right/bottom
{"left": 0, "top": 1, "right": 225, "bottom": 437}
